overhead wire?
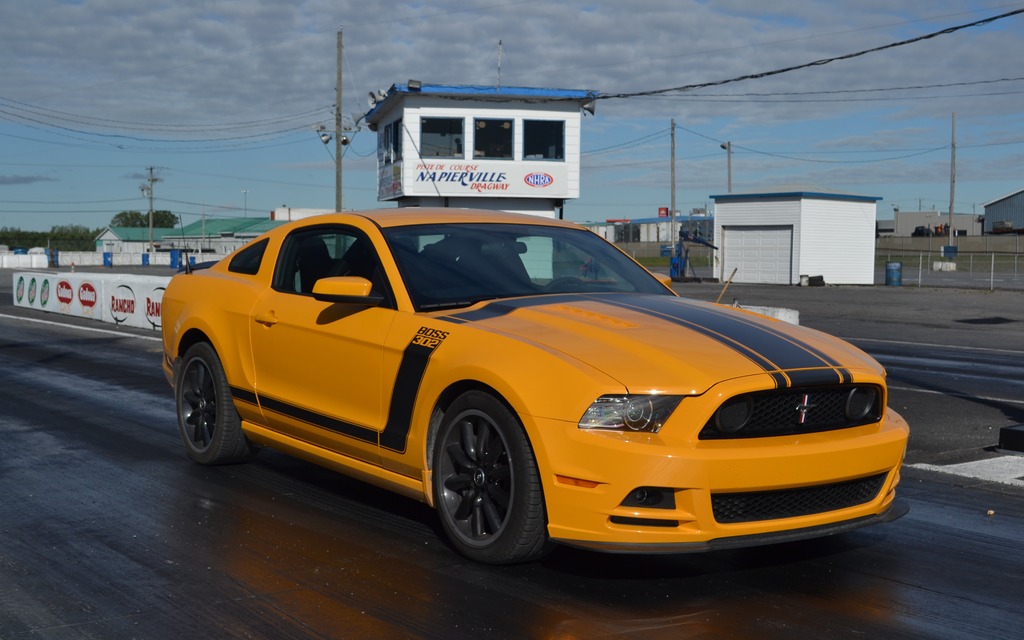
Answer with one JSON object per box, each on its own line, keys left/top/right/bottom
{"left": 599, "top": 9, "right": 1024, "bottom": 100}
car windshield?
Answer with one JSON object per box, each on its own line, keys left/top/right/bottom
{"left": 383, "top": 222, "right": 671, "bottom": 311}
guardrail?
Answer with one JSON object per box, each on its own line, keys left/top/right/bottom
{"left": 11, "top": 271, "right": 169, "bottom": 331}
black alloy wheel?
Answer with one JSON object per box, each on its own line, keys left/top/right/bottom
{"left": 433, "top": 390, "right": 550, "bottom": 564}
{"left": 174, "top": 342, "right": 254, "bottom": 465}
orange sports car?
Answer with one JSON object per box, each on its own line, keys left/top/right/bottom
{"left": 161, "top": 208, "right": 908, "bottom": 564}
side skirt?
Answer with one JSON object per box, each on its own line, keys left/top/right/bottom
{"left": 242, "top": 420, "right": 430, "bottom": 505}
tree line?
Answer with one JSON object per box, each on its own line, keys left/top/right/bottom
{"left": 1, "top": 211, "right": 178, "bottom": 252}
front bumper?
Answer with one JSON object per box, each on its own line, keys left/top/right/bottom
{"left": 532, "top": 407, "right": 910, "bottom": 552}
{"left": 555, "top": 498, "right": 909, "bottom": 554}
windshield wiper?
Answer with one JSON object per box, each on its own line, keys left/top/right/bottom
{"left": 420, "top": 296, "right": 499, "bottom": 311}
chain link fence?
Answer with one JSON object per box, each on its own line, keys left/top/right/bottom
{"left": 876, "top": 251, "right": 1024, "bottom": 291}
{"left": 615, "top": 241, "right": 1024, "bottom": 291}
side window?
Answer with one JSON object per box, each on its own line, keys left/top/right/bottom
{"left": 274, "top": 227, "right": 391, "bottom": 303}
{"left": 474, "top": 118, "right": 513, "bottom": 159}
{"left": 420, "top": 117, "right": 464, "bottom": 158}
{"left": 227, "top": 239, "right": 268, "bottom": 275}
{"left": 523, "top": 120, "right": 564, "bottom": 160}
{"left": 378, "top": 118, "right": 403, "bottom": 165}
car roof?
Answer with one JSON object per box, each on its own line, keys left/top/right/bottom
{"left": 326, "top": 208, "right": 584, "bottom": 230}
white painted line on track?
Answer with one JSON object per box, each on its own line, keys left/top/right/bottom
{"left": 909, "top": 457, "right": 1024, "bottom": 487}
{"left": 887, "top": 385, "right": 1024, "bottom": 406}
{"left": 844, "top": 336, "right": 1024, "bottom": 356}
{"left": 0, "top": 312, "right": 161, "bottom": 342}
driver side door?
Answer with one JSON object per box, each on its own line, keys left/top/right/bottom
{"left": 249, "top": 225, "right": 396, "bottom": 465}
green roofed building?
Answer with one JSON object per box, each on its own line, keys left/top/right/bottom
{"left": 95, "top": 218, "right": 285, "bottom": 255}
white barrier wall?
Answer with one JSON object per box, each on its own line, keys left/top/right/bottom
{"left": 1, "top": 254, "right": 48, "bottom": 269}
{"left": 12, "top": 271, "right": 171, "bottom": 331}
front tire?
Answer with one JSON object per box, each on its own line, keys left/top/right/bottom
{"left": 433, "top": 391, "right": 550, "bottom": 564}
{"left": 174, "top": 342, "right": 255, "bottom": 465}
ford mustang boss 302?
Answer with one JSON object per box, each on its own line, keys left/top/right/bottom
{"left": 161, "top": 208, "right": 908, "bottom": 564}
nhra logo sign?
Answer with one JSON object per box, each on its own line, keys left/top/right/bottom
{"left": 523, "top": 172, "right": 554, "bottom": 188}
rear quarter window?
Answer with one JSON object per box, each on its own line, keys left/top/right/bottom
{"left": 227, "top": 239, "right": 269, "bottom": 275}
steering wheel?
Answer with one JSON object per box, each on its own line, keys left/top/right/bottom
{"left": 544, "top": 276, "right": 587, "bottom": 291}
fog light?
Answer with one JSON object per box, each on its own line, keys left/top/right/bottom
{"left": 621, "top": 486, "right": 675, "bottom": 509}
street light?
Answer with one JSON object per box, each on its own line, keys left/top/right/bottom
{"left": 242, "top": 189, "right": 248, "bottom": 217}
{"left": 720, "top": 141, "right": 732, "bottom": 193}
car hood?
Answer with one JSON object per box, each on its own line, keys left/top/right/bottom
{"left": 437, "top": 293, "right": 881, "bottom": 394}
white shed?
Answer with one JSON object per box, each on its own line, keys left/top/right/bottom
{"left": 711, "top": 189, "right": 880, "bottom": 285}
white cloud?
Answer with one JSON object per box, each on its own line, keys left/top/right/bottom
{"left": 0, "top": 0, "right": 1022, "bottom": 228}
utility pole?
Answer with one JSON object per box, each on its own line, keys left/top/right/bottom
{"left": 497, "top": 39, "right": 503, "bottom": 90}
{"left": 721, "top": 141, "right": 732, "bottom": 193}
{"left": 948, "top": 112, "right": 956, "bottom": 246}
{"left": 670, "top": 119, "right": 677, "bottom": 261}
{"left": 335, "top": 28, "right": 343, "bottom": 212}
{"left": 144, "top": 167, "right": 161, "bottom": 256}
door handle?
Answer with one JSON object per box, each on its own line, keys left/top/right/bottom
{"left": 253, "top": 311, "right": 278, "bottom": 326}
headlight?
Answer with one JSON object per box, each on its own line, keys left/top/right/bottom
{"left": 579, "top": 395, "right": 682, "bottom": 433}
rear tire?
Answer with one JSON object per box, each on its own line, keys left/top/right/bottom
{"left": 174, "top": 342, "right": 255, "bottom": 465}
{"left": 433, "top": 391, "right": 551, "bottom": 564}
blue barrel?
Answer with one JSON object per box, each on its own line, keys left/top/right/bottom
{"left": 141, "top": 253, "right": 150, "bottom": 266}
{"left": 169, "top": 249, "right": 181, "bottom": 269}
{"left": 885, "top": 261, "right": 902, "bottom": 286}
{"left": 103, "top": 251, "right": 113, "bottom": 268}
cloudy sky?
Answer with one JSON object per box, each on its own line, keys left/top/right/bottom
{"left": 2, "top": 0, "right": 1023, "bottom": 231}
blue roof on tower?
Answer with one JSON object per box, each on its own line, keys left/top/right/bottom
{"left": 365, "top": 83, "right": 596, "bottom": 122}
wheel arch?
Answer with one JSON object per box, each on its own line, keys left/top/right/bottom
{"left": 424, "top": 380, "right": 520, "bottom": 475}
{"left": 176, "top": 326, "right": 213, "bottom": 358}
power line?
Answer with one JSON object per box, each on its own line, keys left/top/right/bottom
{"left": 686, "top": 75, "right": 1024, "bottom": 98}
{"left": 600, "top": 9, "right": 1024, "bottom": 100}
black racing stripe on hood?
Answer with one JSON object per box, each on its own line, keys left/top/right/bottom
{"left": 441, "top": 294, "right": 593, "bottom": 323}
{"left": 599, "top": 295, "right": 849, "bottom": 385}
{"left": 439, "top": 293, "right": 836, "bottom": 388}
{"left": 659, "top": 297, "right": 853, "bottom": 384}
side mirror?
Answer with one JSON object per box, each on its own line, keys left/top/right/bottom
{"left": 653, "top": 273, "right": 673, "bottom": 288}
{"left": 312, "top": 276, "right": 384, "bottom": 305}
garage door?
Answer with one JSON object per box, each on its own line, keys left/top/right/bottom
{"left": 721, "top": 225, "right": 793, "bottom": 284}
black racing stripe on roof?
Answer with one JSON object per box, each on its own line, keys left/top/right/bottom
{"left": 591, "top": 294, "right": 846, "bottom": 386}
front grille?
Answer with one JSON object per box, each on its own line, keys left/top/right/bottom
{"left": 699, "top": 385, "right": 883, "bottom": 440}
{"left": 711, "top": 473, "right": 888, "bottom": 524}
